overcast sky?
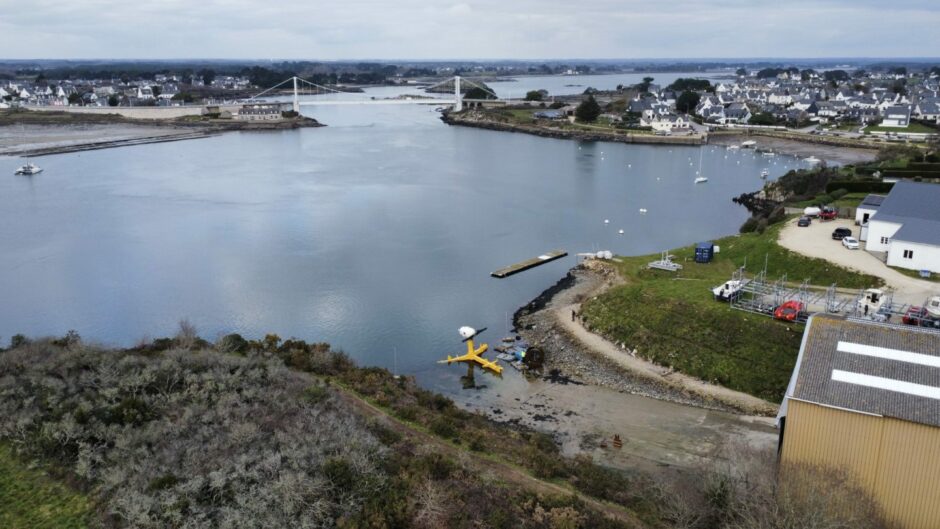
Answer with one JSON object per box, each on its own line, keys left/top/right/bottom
{"left": 2, "top": 0, "right": 938, "bottom": 60}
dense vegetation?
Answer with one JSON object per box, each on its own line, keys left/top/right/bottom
{"left": 0, "top": 333, "right": 655, "bottom": 528}
{"left": 0, "top": 444, "right": 94, "bottom": 529}
{"left": 580, "top": 223, "right": 880, "bottom": 402}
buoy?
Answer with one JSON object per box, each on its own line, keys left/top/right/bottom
{"left": 604, "top": 219, "right": 610, "bottom": 224}
{"left": 618, "top": 229, "right": 624, "bottom": 234}
{"left": 639, "top": 208, "right": 648, "bottom": 214}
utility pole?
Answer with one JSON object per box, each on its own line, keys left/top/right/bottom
{"left": 454, "top": 75, "right": 462, "bottom": 112}
{"left": 292, "top": 76, "right": 299, "bottom": 113}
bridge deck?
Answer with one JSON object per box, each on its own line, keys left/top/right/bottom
{"left": 298, "top": 99, "right": 456, "bottom": 106}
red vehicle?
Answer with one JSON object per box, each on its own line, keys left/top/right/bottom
{"left": 819, "top": 206, "right": 838, "bottom": 221}
{"left": 902, "top": 306, "right": 940, "bottom": 328}
{"left": 774, "top": 300, "right": 805, "bottom": 322}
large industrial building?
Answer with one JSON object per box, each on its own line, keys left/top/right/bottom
{"left": 777, "top": 315, "right": 940, "bottom": 529}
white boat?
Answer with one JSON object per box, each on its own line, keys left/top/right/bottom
{"left": 857, "top": 288, "right": 887, "bottom": 319}
{"left": 761, "top": 151, "right": 776, "bottom": 157}
{"left": 15, "top": 161, "right": 43, "bottom": 175}
{"left": 740, "top": 140, "right": 757, "bottom": 148}
{"left": 760, "top": 168, "right": 770, "bottom": 179}
{"left": 694, "top": 176, "right": 708, "bottom": 184}
{"left": 804, "top": 156, "right": 822, "bottom": 164}
{"left": 926, "top": 296, "right": 940, "bottom": 318}
{"left": 726, "top": 145, "right": 740, "bottom": 150}
{"left": 712, "top": 280, "right": 744, "bottom": 302}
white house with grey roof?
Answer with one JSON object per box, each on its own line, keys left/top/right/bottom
{"left": 864, "top": 181, "right": 940, "bottom": 274}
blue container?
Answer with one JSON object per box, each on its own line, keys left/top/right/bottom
{"left": 695, "top": 241, "right": 714, "bottom": 263}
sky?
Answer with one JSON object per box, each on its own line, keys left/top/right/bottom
{"left": 1, "top": 0, "right": 939, "bottom": 60}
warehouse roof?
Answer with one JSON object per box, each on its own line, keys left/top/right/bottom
{"left": 778, "top": 315, "right": 940, "bottom": 428}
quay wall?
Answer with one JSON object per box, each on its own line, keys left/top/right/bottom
{"left": 23, "top": 105, "right": 242, "bottom": 120}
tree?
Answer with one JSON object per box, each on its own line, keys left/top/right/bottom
{"left": 668, "top": 78, "right": 713, "bottom": 93}
{"left": 676, "top": 90, "right": 700, "bottom": 113}
{"left": 636, "top": 76, "right": 654, "bottom": 93}
{"left": 524, "top": 90, "right": 543, "bottom": 102}
{"left": 749, "top": 112, "right": 776, "bottom": 126}
{"left": 575, "top": 95, "right": 601, "bottom": 122}
{"left": 151, "top": 85, "right": 162, "bottom": 98}
{"left": 735, "top": 68, "right": 747, "bottom": 77}
{"left": 107, "top": 94, "right": 119, "bottom": 107}
{"left": 824, "top": 69, "right": 849, "bottom": 82}
{"left": 67, "top": 92, "right": 82, "bottom": 106}
{"left": 199, "top": 68, "right": 216, "bottom": 85}
{"left": 464, "top": 86, "right": 494, "bottom": 100}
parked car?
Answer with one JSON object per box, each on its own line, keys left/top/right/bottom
{"left": 820, "top": 206, "right": 838, "bottom": 220}
{"left": 842, "top": 236, "right": 860, "bottom": 249}
{"left": 797, "top": 216, "right": 811, "bottom": 227}
{"left": 774, "top": 300, "right": 805, "bottom": 322}
{"left": 902, "top": 306, "right": 940, "bottom": 328}
{"left": 832, "top": 227, "right": 852, "bottom": 240}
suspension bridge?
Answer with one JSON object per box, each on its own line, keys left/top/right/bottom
{"left": 247, "top": 75, "right": 504, "bottom": 112}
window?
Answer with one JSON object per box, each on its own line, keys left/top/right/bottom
{"left": 903, "top": 249, "right": 914, "bottom": 259}
{"left": 881, "top": 236, "right": 890, "bottom": 245}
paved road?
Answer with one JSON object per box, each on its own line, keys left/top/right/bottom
{"left": 777, "top": 217, "right": 939, "bottom": 306}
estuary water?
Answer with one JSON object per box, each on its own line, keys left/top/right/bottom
{"left": 0, "top": 79, "right": 808, "bottom": 395}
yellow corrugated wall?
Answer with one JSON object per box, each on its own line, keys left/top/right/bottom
{"left": 782, "top": 400, "right": 884, "bottom": 491}
{"left": 874, "top": 417, "right": 940, "bottom": 529}
{"left": 781, "top": 400, "right": 940, "bottom": 529}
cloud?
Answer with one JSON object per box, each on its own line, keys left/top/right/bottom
{"left": 0, "top": 0, "right": 937, "bottom": 59}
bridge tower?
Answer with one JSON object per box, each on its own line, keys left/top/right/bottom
{"left": 454, "top": 75, "right": 463, "bottom": 112}
{"left": 292, "top": 76, "right": 299, "bottom": 113}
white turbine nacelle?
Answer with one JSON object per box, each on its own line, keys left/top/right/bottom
{"left": 458, "top": 326, "right": 476, "bottom": 339}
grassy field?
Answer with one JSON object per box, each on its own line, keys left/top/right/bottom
{"left": 580, "top": 223, "right": 881, "bottom": 401}
{"left": 0, "top": 445, "right": 94, "bottom": 529}
{"left": 791, "top": 192, "right": 869, "bottom": 208}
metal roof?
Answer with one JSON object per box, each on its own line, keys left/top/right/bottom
{"left": 860, "top": 194, "right": 885, "bottom": 208}
{"left": 780, "top": 315, "right": 940, "bottom": 427}
{"left": 893, "top": 219, "right": 940, "bottom": 246}
{"left": 870, "top": 181, "right": 940, "bottom": 245}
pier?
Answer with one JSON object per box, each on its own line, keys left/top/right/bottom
{"left": 491, "top": 250, "right": 568, "bottom": 278}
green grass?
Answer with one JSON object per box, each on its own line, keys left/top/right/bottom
{"left": 888, "top": 266, "right": 940, "bottom": 283}
{"left": 791, "top": 192, "right": 868, "bottom": 208}
{"left": 863, "top": 122, "right": 937, "bottom": 134}
{"left": 0, "top": 445, "right": 94, "bottom": 529}
{"left": 580, "top": 223, "right": 882, "bottom": 402}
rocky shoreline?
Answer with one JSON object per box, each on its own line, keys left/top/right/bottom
{"left": 513, "top": 265, "right": 757, "bottom": 414}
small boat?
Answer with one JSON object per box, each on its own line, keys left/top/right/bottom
{"left": 15, "top": 161, "right": 43, "bottom": 175}
{"left": 638, "top": 208, "right": 647, "bottom": 214}
{"left": 712, "top": 280, "right": 744, "bottom": 302}
{"left": 804, "top": 156, "right": 822, "bottom": 164}
{"left": 694, "top": 176, "right": 708, "bottom": 184}
{"left": 761, "top": 151, "right": 776, "bottom": 157}
{"left": 760, "top": 169, "right": 770, "bottom": 179}
{"left": 726, "top": 144, "right": 740, "bottom": 150}
{"left": 926, "top": 296, "right": 940, "bottom": 318}
{"left": 740, "top": 140, "right": 757, "bottom": 148}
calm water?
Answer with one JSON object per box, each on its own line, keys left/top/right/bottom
{"left": 0, "top": 83, "right": 807, "bottom": 395}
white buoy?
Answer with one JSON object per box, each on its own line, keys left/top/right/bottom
{"left": 639, "top": 208, "right": 648, "bottom": 214}
{"left": 618, "top": 229, "right": 625, "bottom": 234}
{"left": 604, "top": 219, "right": 610, "bottom": 224}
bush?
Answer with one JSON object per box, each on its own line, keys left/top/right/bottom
{"left": 829, "top": 188, "right": 849, "bottom": 200}
{"left": 767, "top": 206, "right": 786, "bottom": 225}
{"left": 825, "top": 180, "right": 894, "bottom": 194}
{"left": 739, "top": 216, "right": 760, "bottom": 233}
{"left": 755, "top": 218, "right": 769, "bottom": 234}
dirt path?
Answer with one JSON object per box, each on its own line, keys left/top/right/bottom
{"left": 777, "top": 217, "right": 938, "bottom": 306}
{"left": 333, "top": 384, "right": 647, "bottom": 527}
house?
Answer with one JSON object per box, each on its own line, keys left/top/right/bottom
{"left": 855, "top": 193, "right": 885, "bottom": 227}
{"left": 881, "top": 105, "right": 912, "bottom": 127}
{"left": 776, "top": 315, "right": 940, "bottom": 529}
{"left": 865, "top": 181, "right": 940, "bottom": 274}
{"left": 914, "top": 98, "right": 940, "bottom": 121}
{"left": 641, "top": 113, "right": 690, "bottom": 132}
{"left": 533, "top": 110, "right": 565, "bottom": 120}
{"left": 236, "top": 102, "right": 290, "bottom": 121}
{"left": 724, "top": 102, "right": 751, "bottom": 124}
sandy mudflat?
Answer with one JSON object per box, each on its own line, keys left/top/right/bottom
{"left": 709, "top": 134, "right": 877, "bottom": 165}
{"left": 0, "top": 124, "right": 200, "bottom": 156}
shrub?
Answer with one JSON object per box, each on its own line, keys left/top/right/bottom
{"left": 767, "top": 205, "right": 786, "bottom": 225}
{"left": 829, "top": 188, "right": 849, "bottom": 200}
{"left": 739, "top": 216, "right": 760, "bottom": 233}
